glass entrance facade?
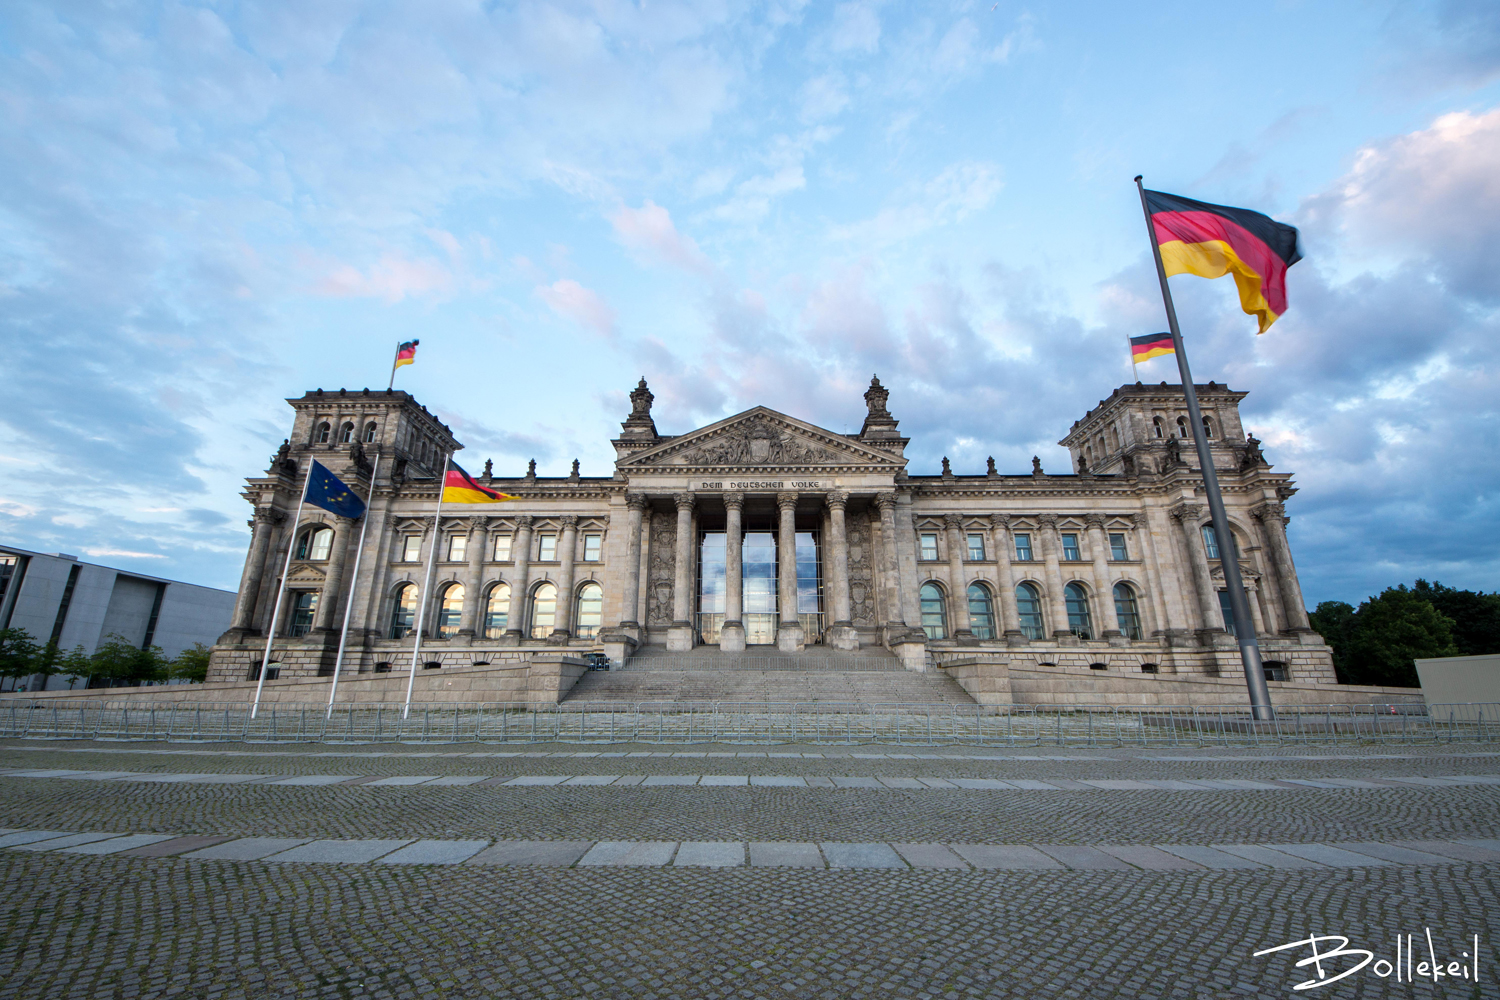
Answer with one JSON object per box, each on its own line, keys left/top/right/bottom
{"left": 697, "top": 528, "right": 822, "bottom": 645}
{"left": 742, "top": 531, "right": 778, "bottom": 643}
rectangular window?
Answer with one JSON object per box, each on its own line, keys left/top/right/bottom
{"left": 583, "top": 534, "right": 602, "bottom": 561}
{"left": 1014, "top": 533, "right": 1033, "bottom": 561}
{"left": 538, "top": 534, "right": 557, "bottom": 561}
{"left": 1061, "top": 533, "right": 1081, "bottom": 561}
{"left": 1109, "top": 533, "right": 1128, "bottom": 560}
{"left": 447, "top": 535, "right": 466, "bottom": 562}
{"left": 288, "top": 591, "right": 318, "bottom": 637}
{"left": 966, "top": 533, "right": 985, "bottom": 561}
{"left": 919, "top": 533, "right": 939, "bottom": 561}
{"left": 401, "top": 535, "right": 422, "bottom": 562}
{"left": 1217, "top": 589, "right": 1236, "bottom": 635}
{"left": 492, "top": 535, "right": 512, "bottom": 561}
{"left": 1202, "top": 525, "right": 1220, "bottom": 560}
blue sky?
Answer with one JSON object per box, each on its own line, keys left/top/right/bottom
{"left": 2, "top": 0, "right": 1498, "bottom": 607}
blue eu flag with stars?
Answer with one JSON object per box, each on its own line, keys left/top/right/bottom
{"left": 304, "top": 460, "right": 367, "bottom": 519}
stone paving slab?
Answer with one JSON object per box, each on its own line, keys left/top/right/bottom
{"left": 750, "top": 775, "right": 805, "bottom": 786}
{"left": 698, "top": 774, "right": 748, "bottom": 786}
{"left": 13, "top": 832, "right": 121, "bottom": 851}
{"left": 1325, "top": 841, "right": 1459, "bottom": 865}
{"left": 805, "top": 776, "right": 834, "bottom": 788}
{"left": 0, "top": 830, "right": 73, "bottom": 848}
{"left": 822, "top": 842, "right": 906, "bottom": 869}
{"left": 749, "top": 841, "right": 823, "bottom": 867}
{"left": 1263, "top": 842, "right": 1395, "bottom": 867}
{"left": 578, "top": 841, "right": 678, "bottom": 866}
{"left": 117, "top": 835, "right": 234, "bottom": 858}
{"left": 950, "top": 778, "right": 1016, "bottom": 789}
{"left": 364, "top": 776, "right": 439, "bottom": 786}
{"left": 892, "top": 842, "right": 967, "bottom": 868}
{"left": 267, "top": 839, "right": 413, "bottom": 863}
{"left": 1095, "top": 844, "right": 1203, "bottom": 870}
{"left": 423, "top": 776, "right": 487, "bottom": 786}
{"left": 183, "top": 837, "right": 312, "bottom": 860}
{"left": 265, "top": 775, "right": 349, "bottom": 786}
{"left": 503, "top": 775, "right": 568, "bottom": 786}
{"left": 641, "top": 775, "right": 698, "bottom": 786}
{"left": 58, "top": 834, "right": 176, "bottom": 856}
{"left": 1034, "top": 844, "right": 1133, "bottom": 869}
{"left": 1153, "top": 844, "right": 1266, "bottom": 869}
{"left": 561, "top": 774, "right": 620, "bottom": 785}
{"left": 1393, "top": 840, "right": 1500, "bottom": 863}
{"left": 377, "top": 839, "right": 489, "bottom": 865}
{"left": 1458, "top": 837, "right": 1500, "bottom": 851}
{"left": 1210, "top": 844, "right": 1327, "bottom": 868}
{"left": 466, "top": 840, "right": 593, "bottom": 866}
{"left": 674, "top": 841, "right": 745, "bottom": 867}
{"left": 876, "top": 777, "right": 924, "bottom": 789}
{"left": 950, "top": 844, "right": 1063, "bottom": 869}
{"left": 831, "top": 776, "right": 883, "bottom": 788}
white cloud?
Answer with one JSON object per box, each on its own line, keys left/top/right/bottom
{"left": 799, "top": 72, "right": 850, "bottom": 123}
{"left": 830, "top": 2, "right": 881, "bottom": 54}
{"left": 829, "top": 161, "right": 1003, "bottom": 245}
{"left": 536, "top": 279, "right": 617, "bottom": 338}
{"left": 610, "top": 201, "right": 715, "bottom": 276}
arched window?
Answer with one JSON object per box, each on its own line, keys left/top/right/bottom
{"left": 1108, "top": 425, "right": 1120, "bottom": 450}
{"left": 1064, "top": 582, "right": 1093, "bottom": 639}
{"left": 1015, "top": 583, "right": 1044, "bottom": 640}
{"left": 1153, "top": 417, "right": 1164, "bottom": 439}
{"left": 390, "top": 584, "right": 418, "bottom": 639}
{"left": 1085, "top": 445, "right": 1093, "bottom": 465}
{"left": 317, "top": 421, "right": 332, "bottom": 443}
{"left": 296, "top": 526, "right": 333, "bottom": 561}
{"left": 575, "top": 583, "right": 604, "bottom": 638}
{"left": 437, "top": 583, "right": 464, "bottom": 639}
{"left": 484, "top": 583, "right": 510, "bottom": 638}
{"left": 1176, "top": 416, "right": 1189, "bottom": 438}
{"left": 967, "top": 582, "right": 996, "bottom": 640}
{"left": 1113, "top": 582, "right": 1143, "bottom": 640}
{"left": 339, "top": 421, "right": 355, "bottom": 443}
{"left": 1201, "top": 415, "right": 1214, "bottom": 439}
{"left": 363, "top": 421, "right": 378, "bottom": 443}
{"left": 529, "top": 583, "right": 557, "bottom": 639}
{"left": 919, "top": 583, "right": 947, "bottom": 640}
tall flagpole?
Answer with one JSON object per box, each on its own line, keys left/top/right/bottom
{"left": 404, "top": 452, "right": 450, "bottom": 719}
{"left": 1134, "top": 175, "right": 1274, "bottom": 721}
{"left": 251, "top": 473, "right": 311, "bottom": 719}
{"left": 1128, "top": 335, "right": 1139, "bottom": 382}
{"left": 327, "top": 449, "right": 381, "bottom": 718}
{"left": 388, "top": 342, "right": 400, "bottom": 390}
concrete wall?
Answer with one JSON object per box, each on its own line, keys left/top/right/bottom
{"left": 1415, "top": 654, "right": 1500, "bottom": 708}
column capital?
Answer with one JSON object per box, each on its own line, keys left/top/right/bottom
{"left": 874, "top": 491, "right": 898, "bottom": 512}
{"left": 990, "top": 513, "right": 1011, "bottom": 531}
{"left": 1085, "top": 513, "right": 1107, "bottom": 530}
{"left": 253, "top": 506, "right": 284, "bottom": 525}
{"left": 560, "top": 514, "right": 579, "bottom": 529}
{"left": 625, "top": 493, "right": 649, "bottom": 512}
{"left": 515, "top": 513, "right": 534, "bottom": 530}
{"left": 824, "top": 490, "right": 849, "bottom": 512}
{"left": 674, "top": 491, "right": 696, "bottom": 512}
{"left": 1170, "top": 503, "right": 1202, "bottom": 523}
{"left": 465, "top": 515, "right": 490, "bottom": 533}
{"left": 418, "top": 516, "right": 437, "bottom": 534}
{"left": 723, "top": 491, "right": 745, "bottom": 511}
{"left": 1036, "top": 512, "right": 1058, "bottom": 528}
{"left": 776, "top": 491, "right": 798, "bottom": 512}
{"left": 1252, "top": 501, "right": 1286, "bottom": 522}
{"left": 1130, "top": 512, "right": 1148, "bottom": 529}
{"left": 943, "top": 512, "right": 963, "bottom": 530}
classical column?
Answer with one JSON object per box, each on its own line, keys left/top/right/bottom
{"left": 1171, "top": 503, "right": 1222, "bottom": 635}
{"left": 874, "top": 493, "right": 907, "bottom": 631}
{"left": 896, "top": 493, "right": 922, "bottom": 627}
{"left": 231, "top": 508, "right": 281, "bottom": 631}
{"left": 313, "top": 517, "right": 355, "bottom": 632}
{"left": 943, "top": 513, "right": 973, "bottom": 639}
{"left": 551, "top": 515, "right": 580, "bottom": 639}
{"left": 775, "top": 491, "right": 805, "bottom": 651}
{"left": 504, "top": 515, "right": 534, "bottom": 641}
{"left": 990, "top": 514, "right": 1024, "bottom": 640}
{"left": 1037, "top": 514, "right": 1071, "bottom": 640}
{"left": 456, "top": 515, "right": 489, "bottom": 638}
{"left": 1253, "top": 501, "right": 1311, "bottom": 631}
{"left": 618, "top": 495, "right": 646, "bottom": 629}
{"left": 720, "top": 492, "right": 746, "bottom": 651}
{"left": 824, "top": 491, "right": 857, "bottom": 650}
{"left": 1127, "top": 512, "right": 1165, "bottom": 637}
{"left": 1085, "top": 514, "right": 1118, "bottom": 637}
{"left": 667, "top": 493, "right": 696, "bottom": 651}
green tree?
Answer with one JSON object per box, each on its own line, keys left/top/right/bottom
{"left": 168, "top": 643, "right": 212, "bottom": 683}
{"left": 1412, "top": 579, "right": 1500, "bottom": 656}
{"left": 1343, "top": 586, "right": 1459, "bottom": 687}
{"left": 85, "top": 634, "right": 169, "bottom": 689}
{"left": 0, "top": 627, "right": 43, "bottom": 689}
{"left": 1308, "top": 601, "right": 1356, "bottom": 682}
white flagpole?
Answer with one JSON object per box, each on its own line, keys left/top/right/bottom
{"left": 327, "top": 450, "right": 381, "bottom": 718}
{"left": 404, "top": 452, "right": 450, "bottom": 719}
{"left": 251, "top": 473, "right": 310, "bottom": 719}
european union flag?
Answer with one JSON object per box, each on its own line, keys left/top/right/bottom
{"left": 304, "top": 460, "right": 367, "bottom": 519}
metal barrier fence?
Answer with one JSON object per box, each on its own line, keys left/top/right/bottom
{"left": 619, "top": 656, "right": 907, "bottom": 672}
{"left": 0, "top": 700, "right": 1492, "bottom": 747}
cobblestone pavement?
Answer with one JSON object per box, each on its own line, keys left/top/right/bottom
{"left": 1, "top": 739, "right": 1496, "bottom": 999}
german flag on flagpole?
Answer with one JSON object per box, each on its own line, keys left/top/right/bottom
{"left": 1129, "top": 332, "right": 1175, "bottom": 364}
{"left": 1143, "top": 190, "right": 1301, "bottom": 333}
{"left": 442, "top": 462, "right": 515, "bottom": 504}
{"left": 395, "top": 339, "right": 420, "bottom": 368}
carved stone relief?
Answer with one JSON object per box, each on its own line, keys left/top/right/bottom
{"left": 846, "top": 511, "right": 876, "bottom": 626}
{"left": 647, "top": 510, "right": 676, "bottom": 625}
{"left": 673, "top": 416, "right": 840, "bottom": 466}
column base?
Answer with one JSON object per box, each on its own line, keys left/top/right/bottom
{"left": 1053, "top": 629, "right": 1081, "bottom": 647}
{"left": 498, "top": 630, "right": 523, "bottom": 648}
{"left": 951, "top": 628, "right": 978, "bottom": 647}
{"left": 1196, "top": 627, "right": 1234, "bottom": 648}
{"left": 546, "top": 629, "right": 573, "bottom": 646}
{"left": 775, "top": 623, "right": 805, "bottom": 653}
{"left": 1102, "top": 629, "right": 1128, "bottom": 648}
{"left": 719, "top": 621, "right": 746, "bottom": 652}
{"left": 1003, "top": 630, "right": 1029, "bottom": 647}
{"left": 826, "top": 623, "right": 859, "bottom": 651}
{"left": 666, "top": 624, "right": 696, "bottom": 652}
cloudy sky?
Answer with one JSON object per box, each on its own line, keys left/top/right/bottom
{"left": 2, "top": 1, "right": 1497, "bottom": 607}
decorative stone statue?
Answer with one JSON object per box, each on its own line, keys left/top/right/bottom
{"left": 1031, "top": 455, "right": 1044, "bottom": 476}
{"left": 1165, "top": 436, "right": 1182, "bottom": 467}
{"left": 348, "top": 438, "right": 372, "bottom": 474}
{"left": 630, "top": 377, "right": 654, "bottom": 418}
{"left": 569, "top": 458, "right": 581, "bottom": 482}
{"left": 482, "top": 458, "right": 493, "bottom": 479}
{"left": 986, "top": 456, "right": 998, "bottom": 478}
{"left": 940, "top": 456, "right": 953, "bottom": 479}
{"left": 525, "top": 459, "right": 537, "bottom": 483}
{"left": 1076, "top": 453, "right": 1089, "bottom": 476}
{"left": 1121, "top": 453, "right": 1137, "bottom": 478}
{"left": 1240, "top": 432, "right": 1266, "bottom": 471}
{"left": 864, "top": 375, "right": 890, "bottom": 419}
{"left": 269, "top": 440, "right": 296, "bottom": 476}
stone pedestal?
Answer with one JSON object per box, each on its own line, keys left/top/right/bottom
{"left": 1004, "top": 630, "right": 1029, "bottom": 648}
{"left": 719, "top": 621, "right": 746, "bottom": 652}
{"left": 889, "top": 632, "right": 928, "bottom": 672}
{"left": 775, "top": 622, "right": 805, "bottom": 653}
{"left": 666, "top": 624, "right": 695, "bottom": 652}
{"left": 826, "top": 623, "right": 859, "bottom": 651}
{"left": 598, "top": 628, "right": 638, "bottom": 670}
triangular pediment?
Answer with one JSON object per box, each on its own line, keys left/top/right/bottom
{"left": 620, "top": 407, "right": 903, "bottom": 472}
{"left": 287, "top": 564, "right": 328, "bottom": 586}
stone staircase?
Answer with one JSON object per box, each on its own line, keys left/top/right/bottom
{"left": 564, "top": 646, "right": 977, "bottom": 705}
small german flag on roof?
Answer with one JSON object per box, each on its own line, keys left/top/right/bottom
{"left": 1130, "top": 332, "right": 1174, "bottom": 364}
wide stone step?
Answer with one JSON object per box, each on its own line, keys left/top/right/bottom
{"left": 565, "top": 667, "right": 976, "bottom": 705}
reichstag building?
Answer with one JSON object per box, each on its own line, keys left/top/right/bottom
{"left": 209, "top": 376, "right": 1339, "bottom": 690}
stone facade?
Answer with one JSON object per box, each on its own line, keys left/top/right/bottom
{"left": 208, "top": 377, "right": 1338, "bottom": 693}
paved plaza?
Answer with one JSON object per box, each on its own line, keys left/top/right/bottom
{"left": 1, "top": 739, "right": 1497, "bottom": 998}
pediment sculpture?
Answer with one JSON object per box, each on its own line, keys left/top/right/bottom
{"left": 672, "top": 416, "right": 842, "bottom": 466}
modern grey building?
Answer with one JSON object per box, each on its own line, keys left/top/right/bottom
{"left": 0, "top": 545, "right": 236, "bottom": 691}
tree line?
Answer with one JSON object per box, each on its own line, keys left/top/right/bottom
{"left": 0, "top": 629, "right": 211, "bottom": 691}
{"left": 1309, "top": 580, "right": 1500, "bottom": 688}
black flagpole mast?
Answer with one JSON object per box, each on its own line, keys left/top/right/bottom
{"left": 1134, "top": 175, "right": 1274, "bottom": 721}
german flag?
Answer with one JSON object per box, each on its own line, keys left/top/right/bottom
{"left": 394, "top": 339, "right": 420, "bottom": 368}
{"left": 442, "top": 463, "right": 515, "bottom": 504}
{"left": 1145, "top": 191, "right": 1301, "bottom": 333}
{"left": 1130, "top": 332, "right": 1174, "bottom": 364}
